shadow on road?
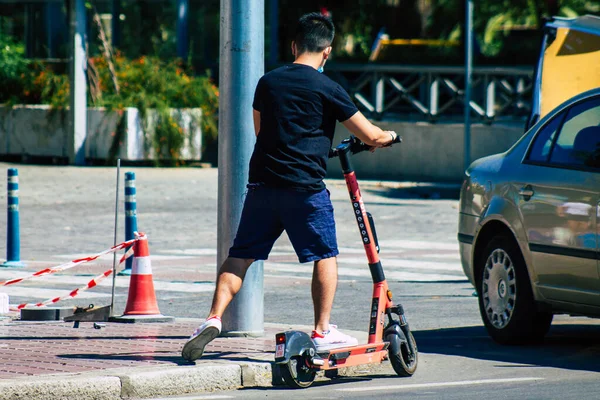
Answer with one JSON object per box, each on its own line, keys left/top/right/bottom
{"left": 414, "top": 323, "right": 600, "bottom": 373}
{"left": 364, "top": 184, "right": 461, "bottom": 200}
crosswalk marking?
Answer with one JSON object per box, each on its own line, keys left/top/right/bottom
{"left": 336, "top": 377, "right": 544, "bottom": 393}
{"left": 378, "top": 240, "right": 459, "bottom": 251}
{"left": 0, "top": 270, "right": 215, "bottom": 292}
{"left": 2, "top": 286, "right": 111, "bottom": 300}
{"left": 265, "top": 263, "right": 465, "bottom": 282}
{"left": 1, "top": 240, "right": 466, "bottom": 303}
{"left": 337, "top": 257, "right": 461, "bottom": 272}
{"left": 0, "top": 270, "right": 215, "bottom": 302}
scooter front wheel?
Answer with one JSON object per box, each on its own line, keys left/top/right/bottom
{"left": 387, "top": 330, "right": 418, "bottom": 377}
{"left": 280, "top": 355, "right": 317, "bottom": 388}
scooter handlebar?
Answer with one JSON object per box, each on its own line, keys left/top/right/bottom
{"left": 329, "top": 135, "right": 402, "bottom": 158}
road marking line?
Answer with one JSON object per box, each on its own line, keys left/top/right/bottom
{"left": 336, "top": 377, "right": 544, "bottom": 392}
{"left": 53, "top": 240, "right": 456, "bottom": 261}
{"left": 338, "top": 257, "right": 461, "bottom": 272}
{"left": 147, "top": 396, "right": 234, "bottom": 400}
{"left": 265, "top": 263, "right": 465, "bottom": 281}
{"left": 378, "top": 240, "right": 459, "bottom": 251}
{"left": 2, "top": 287, "right": 111, "bottom": 300}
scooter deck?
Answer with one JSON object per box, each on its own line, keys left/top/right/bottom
{"left": 316, "top": 341, "right": 389, "bottom": 370}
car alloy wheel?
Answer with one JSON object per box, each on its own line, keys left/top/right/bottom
{"left": 482, "top": 248, "right": 517, "bottom": 329}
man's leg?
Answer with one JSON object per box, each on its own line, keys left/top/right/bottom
{"left": 182, "top": 256, "right": 254, "bottom": 361}
{"left": 312, "top": 256, "right": 337, "bottom": 332}
{"left": 208, "top": 256, "right": 254, "bottom": 318}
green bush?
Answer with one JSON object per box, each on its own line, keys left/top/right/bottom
{"left": 89, "top": 54, "right": 219, "bottom": 165}
{"left": 0, "top": 44, "right": 218, "bottom": 165}
{"left": 0, "top": 31, "right": 29, "bottom": 104}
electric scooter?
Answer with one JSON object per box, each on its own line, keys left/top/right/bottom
{"left": 275, "top": 135, "right": 418, "bottom": 388}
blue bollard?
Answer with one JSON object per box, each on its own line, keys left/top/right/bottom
{"left": 3, "top": 168, "right": 25, "bottom": 267}
{"left": 120, "top": 172, "right": 137, "bottom": 276}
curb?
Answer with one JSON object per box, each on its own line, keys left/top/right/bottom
{"left": 0, "top": 362, "right": 271, "bottom": 400}
{"left": 0, "top": 323, "right": 394, "bottom": 399}
{"left": 0, "top": 358, "right": 392, "bottom": 399}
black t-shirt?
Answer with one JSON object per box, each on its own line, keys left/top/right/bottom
{"left": 249, "top": 64, "right": 358, "bottom": 191}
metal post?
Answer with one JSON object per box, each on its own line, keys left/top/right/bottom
{"left": 464, "top": 0, "right": 473, "bottom": 172}
{"left": 268, "top": 0, "right": 279, "bottom": 66}
{"left": 375, "top": 76, "right": 385, "bottom": 116}
{"left": 429, "top": 78, "right": 439, "bottom": 119}
{"left": 3, "top": 169, "right": 24, "bottom": 267}
{"left": 111, "top": 0, "right": 121, "bottom": 48}
{"left": 121, "top": 172, "right": 137, "bottom": 276}
{"left": 45, "top": 2, "right": 62, "bottom": 58}
{"left": 486, "top": 79, "right": 496, "bottom": 120}
{"left": 218, "top": 0, "right": 264, "bottom": 336}
{"left": 177, "top": 0, "right": 189, "bottom": 60}
{"left": 69, "top": 0, "right": 87, "bottom": 166}
{"left": 25, "top": 4, "right": 35, "bottom": 58}
{"left": 110, "top": 159, "right": 121, "bottom": 315}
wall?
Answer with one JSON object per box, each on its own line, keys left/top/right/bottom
{"left": 0, "top": 106, "right": 203, "bottom": 163}
{"left": 327, "top": 120, "right": 526, "bottom": 182}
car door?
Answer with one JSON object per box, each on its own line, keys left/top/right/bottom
{"left": 518, "top": 95, "right": 600, "bottom": 306}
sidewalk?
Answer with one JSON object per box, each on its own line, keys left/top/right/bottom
{"left": 0, "top": 318, "right": 381, "bottom": 400}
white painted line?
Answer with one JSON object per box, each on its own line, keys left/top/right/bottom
{"left": 337, "top": 257, "right": 462, "bottom": 272}
{"left": 3, "top": 287, "right": 111, "bottom": 300}
{"left": 152, "top": 281, "right": 214, "bottom": 293}
{"left": 0, "top": 271, "right": 215, "bottom": 296}
{"left": 427, "top": 253, "right": 462, "bottom": 260}
{"left": 3, "top": 281, "right": 215, "bottom": 301}
{"left": 264, "top": 274, "right": 312, "bottom": 281}
{"left": 378, "top": 240, "right": 459, "bottom": 251}
{"left": 146, "top": 396, "right": 234, "bottom": 400}
{"left": 157, "top": 249, "right": 218, "bottom": 256}
{"left": 54, "top": 254, "right": 201, "bottom": 261}
{"left": 265, "top": 263, "right": 465, "bottom": 281}
{"left": 271, "top": 245, "right": 404, "bottom": 255}
{"left": 336, "top": 377, "right": 543, "bottom": 392}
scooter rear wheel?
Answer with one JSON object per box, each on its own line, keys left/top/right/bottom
{"left": 280, "top": 355, "right": 317, "bottom": 388}
{"left": 387, "top": 330, "right": 418, "bottom": 377}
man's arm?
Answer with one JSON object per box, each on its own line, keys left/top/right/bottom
{"left": 253, "top": 109, "right": 260, "bottom": 137}
{"left": 341, "top": 111, "right": 396, "bottom": 147}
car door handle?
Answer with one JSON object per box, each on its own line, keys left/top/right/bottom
{"left": 519, "top": 185, "right": 534, "bottom": 199}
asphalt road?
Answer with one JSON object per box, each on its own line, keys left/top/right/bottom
{"left": 2, "top": 163, "right": 600, "bottom": 399}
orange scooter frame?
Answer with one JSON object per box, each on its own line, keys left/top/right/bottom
{"left": 275, "top": 136, "right": 418, "bottom": 388}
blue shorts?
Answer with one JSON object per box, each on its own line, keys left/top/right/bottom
{"left": 228, "top": 184, "right": 339, "bottom": 263}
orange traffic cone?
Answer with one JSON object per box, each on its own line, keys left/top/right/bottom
{"left": 110, "top": 232, "right": 174, "bottom": 323}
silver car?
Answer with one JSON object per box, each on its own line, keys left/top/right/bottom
{"left": 459, "top": 15, "right": 600, "bottom": 345}
{"left": 459, "top": 87, "right": 600, "bottom": 344}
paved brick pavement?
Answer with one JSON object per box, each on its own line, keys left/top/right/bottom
{"left": 0, "top": 319, "right": 276, "bottom": 379}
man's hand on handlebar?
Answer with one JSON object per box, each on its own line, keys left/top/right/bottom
{"left": 370, "top": 131, "right": 399, "bottom": 152}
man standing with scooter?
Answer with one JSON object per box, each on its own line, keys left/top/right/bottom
{"left": 182, "top": 11, "right": 398, "bottom": 362}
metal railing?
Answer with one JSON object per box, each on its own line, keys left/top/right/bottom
{"left": 325, "top": 64, "right": 534, "bottom": 123}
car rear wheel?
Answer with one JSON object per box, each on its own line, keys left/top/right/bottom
{"left": 477, "top": 235, "right": 553, "bottom": 344}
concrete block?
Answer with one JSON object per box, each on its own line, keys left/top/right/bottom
{"left": 118, "top": 364, "right": 242, "bottom": 398}
{"left": 0, "top": 105, "right": 203, "bottom": 163}
{"left": 20, "top": 306, "right": 74, "bottom": 321}
{"left": 0, "top": 376, "right": 121, "bottom": 400}
{"left": 328, "top": 121, "right": 525, "bottom": 182}
{"left": 240, "top": 362, "right": 272, "bottom": 387}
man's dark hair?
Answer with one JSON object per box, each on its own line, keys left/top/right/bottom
{"left": 294, "top": 12, "right": 335, "bottom": 54}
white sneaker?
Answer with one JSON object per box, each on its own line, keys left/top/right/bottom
{"left": 182, "top": 316, "right": 222, "bottom": 361}
{"left": 311, "top": 325, "right": 358, "bottom": 351}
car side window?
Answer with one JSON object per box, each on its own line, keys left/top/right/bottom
{"left": 549, "top": 97, "right": 600, "bottom": 169}
{"left": 527, "top": 113, "right": 563, "bottom": 163}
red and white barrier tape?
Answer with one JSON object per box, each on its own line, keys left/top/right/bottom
{"left": 0, "top": 238, "right": 137, "bottom": 287}
{"left": 11, "top": 247, "right": 135, "bottom": 311}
